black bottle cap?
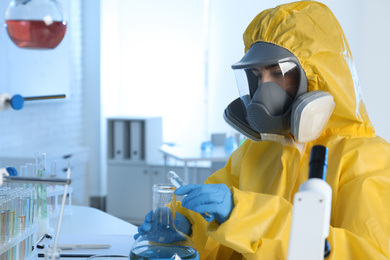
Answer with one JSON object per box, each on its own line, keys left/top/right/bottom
{"left": 308, "top": 145, "right": 328, "bottom": 180}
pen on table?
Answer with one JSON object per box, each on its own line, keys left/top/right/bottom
{"left": 49, "top": 244, "right": 112, "bottom": 250}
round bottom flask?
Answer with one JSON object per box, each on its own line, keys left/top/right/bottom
{"left": 130, "top": 184, "right": 199, "bottom": 260}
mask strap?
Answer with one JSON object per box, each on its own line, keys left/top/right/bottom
{"left": 260, "top": 133, "right": 307, "bottom": 155}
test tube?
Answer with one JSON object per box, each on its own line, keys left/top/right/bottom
{"left": 23, "top": 190, "right": 30, "bottom": 230}
{"left": 9, "top": 191, "right": 15, "bottom": 240}
{"left": 167, "top": 171, "right": 185, "bottom": 188}
{"left": 35, "top": 152, "right": 47, "bottom": 219}
{"left": 19, "top": 238, "right": 25, "bottom": 259}
{"left": 27, "top": 163, "right": 38, "bottom": 224}
{"left": 26, "top": 163, "right": 34, "bottom": 188}
{"left": 11, "top": 188, "right": 20, "bottom": 238}
{"left": 167, "top": 171, "right": 214, "bottom": 221}
{"left": 0, "top": 201, "right": 6, "bottom": 245}
{"left": 20, "top": 165, "right": 28, "bottom": 189}
{"left": 3, "top": 195, "right": 11, "bottom": 243}
{"left": 28, "top": 187, "right": 37, "bottom": 225}
{"left": 0, "top": 191, "right": 11, "bottom": 246}
{"left": 17, "top": 190, "right": 27, "bottom": 259}
{"left": 47, "top": 160, "right": 57, "bottom": 214}
{"left": 18, "top": 191, "right": 26, "bottom": 234}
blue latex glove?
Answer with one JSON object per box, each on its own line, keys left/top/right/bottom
{"left": 174, "top": 210, "right": 192, "bottom": 236}
{"left": 6, "top": 167, "right": 17, "bottom": 176}
{"left": 175, "top": 184, "right": 233, "bottom": 224}
{"left": 134, "top": 208, "right": 192, "bottom": 241}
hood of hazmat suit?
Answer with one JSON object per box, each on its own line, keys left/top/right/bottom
{"left": 176, "top": 1, "right": 390, "bottom": 260}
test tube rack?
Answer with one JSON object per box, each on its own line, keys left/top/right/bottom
{"left": 0, "top": 223, "right": 39, "bottom": 259}
{"left": 0, "top": 189, "right": 73, "bottom": 259}
{"left": 0, "top": 186, "right": 40, "bottom": 260}
{"left": 0, "top": 176, "right": 72, "bottom": 259}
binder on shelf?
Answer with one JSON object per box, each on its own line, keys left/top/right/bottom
{"left": 130, "top": 121, "right": 144, "bottom": 162}
{"left": 113, "top": 121, "right": 130, "bottom": 160}
{"left": 107, "top": 116, "right": 162, "bottom": 164}
{"left": 113, "top": 121, "right": 124, "bottom": 160}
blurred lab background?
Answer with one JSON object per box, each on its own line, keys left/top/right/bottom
{"left": 0, "top": 0, "right": 389, "bottom": 225}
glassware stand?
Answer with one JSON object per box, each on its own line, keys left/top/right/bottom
{"left": 0, "top": 222, "right": 39, "bottom": 259}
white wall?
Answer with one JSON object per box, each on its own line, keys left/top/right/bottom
{"left": 357, "top": 0, "right": 390, "bottom": 142}
{"left": 0, "top": 0, "right": 84, "bottom": 154}
{"left": 101, "top": 0, "right": 207, "bottom": 148}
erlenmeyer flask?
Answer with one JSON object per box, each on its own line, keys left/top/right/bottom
{"left": 4, "top": 0, "right": 67, "bottom": 49}
{"left": 130, "top": 184, "right": 199, "bottom": 260}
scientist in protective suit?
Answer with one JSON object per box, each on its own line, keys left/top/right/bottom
{"left": 136, "top": 1, "right": 390, "bottom": 259}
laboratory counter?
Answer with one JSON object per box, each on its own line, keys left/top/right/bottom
{"left": 39, "top": 205, "right": 137, "bottom": 259}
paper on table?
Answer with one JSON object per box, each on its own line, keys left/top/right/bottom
{"left": 38, "top": 233, "right": 134, "bottom": 257}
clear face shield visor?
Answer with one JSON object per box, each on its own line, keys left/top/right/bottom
{"left": 233, "top": 61, "right": 300, "bottom": 115}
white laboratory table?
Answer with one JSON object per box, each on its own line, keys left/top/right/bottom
{"left": 159, "top": 144, "right": 231, "bottom": 184}
{"left": 39, "top": 205, "right": 138, "bottom": 259}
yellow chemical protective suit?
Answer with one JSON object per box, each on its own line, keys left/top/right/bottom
{"left": 176, "top": 1, "right": 390, "bottom": 259}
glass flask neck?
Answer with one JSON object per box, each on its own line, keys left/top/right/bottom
{"left": 7, "top": 0, "right": 66, "bottom": 21}
{"left": 130, "top": 184, "right": 199, "bottom": 259}
{"left": 153, "top": 184, "right": 176, "bottom": 226}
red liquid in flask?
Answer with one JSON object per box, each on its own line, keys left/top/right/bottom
{"left": 5, "top": 20, "right": 67, "bottom": 49}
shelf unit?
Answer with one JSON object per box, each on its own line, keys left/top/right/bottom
{"left": 106, "top": 116, "right": 163, "bottom": 224}
{"left": 105, "top": 116, "right": 216, "bottom": 225}
{"left": 106, "top": 116, "right": 163, "bottom": 165}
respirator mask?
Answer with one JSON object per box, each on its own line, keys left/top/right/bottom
{"left": 224, "top": 42, "right": 335, "bottom": 143}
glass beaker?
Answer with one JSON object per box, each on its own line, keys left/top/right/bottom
{"left": 4, "top": 0, "right": 67, "bottom": 49}
{"left": 35, "top": 152, "right": 47, "bottom": 219}
{"left": 130, "top": 184, "right": 199, "bottom": 260}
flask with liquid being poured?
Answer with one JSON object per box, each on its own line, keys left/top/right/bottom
{"left": 5, "top": 0, "right": 67, "bottom": 49}
{"left": 130, "top": 184, "right": 199, "bottom": 260}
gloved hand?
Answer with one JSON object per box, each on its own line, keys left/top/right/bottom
{"left": 134, "top": 208, "right": 192, "bottom": 241}
{"left": 6, "top": 167, "right": 17, "bottom": 176}
{"left": 175, "top": 184, "right": 233, "bottom": 224}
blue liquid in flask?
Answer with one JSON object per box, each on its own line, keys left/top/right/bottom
{"left": 130, "top": 245, "right": 198, "bottom": 260}
{"left": 130, "top": 184, "right": 199, "bottom": 260}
